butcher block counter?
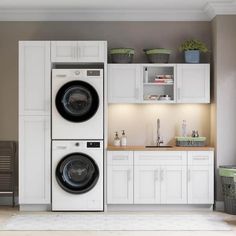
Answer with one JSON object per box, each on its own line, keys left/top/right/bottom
{"left": 107, "top": 145, "right": 214, "bottom": 151}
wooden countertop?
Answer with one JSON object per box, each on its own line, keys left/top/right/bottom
{"left": 107, "top": 145, "right": 214, "bottom": 151}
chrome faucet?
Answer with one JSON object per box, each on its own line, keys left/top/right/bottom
{"left": 157, "top": 118, "right": 163, "bottom": 146}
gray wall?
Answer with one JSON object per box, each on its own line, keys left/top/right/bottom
{"left": 211, "top": 15, "right": 236, "bottom": 201}
{"left": 0, "top": 21, "right": 211, "bottom": 141}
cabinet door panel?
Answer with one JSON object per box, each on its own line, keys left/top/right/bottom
{"left": 161, "top": 166, "right": 187, "bottom": 204}
{"left": 19, "top": 41, "right": 51, "bottom": 115}
{"left": 134, "top": 166, "right": 160, "bottom": 204}
{"left": 177, "top": 64, "right": 210, "bottom": 103}
{"left": 77, "top": 41, "right": 105, "bottom": 62}
{"left": 19, "top": 116, "right": 50, "bottom": 204}
{"left": 51, "top": 41, "right": 77, "bottom": 62}
{"left": 188, "top": 165, "right": 214, "bottom": 204}
{"left": 108, "top": 64, "right": 141, "bottom": 103}
{"left": 107, "top": 165, "right": 133, "bottom": 204}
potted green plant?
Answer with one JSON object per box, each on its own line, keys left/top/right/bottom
{"left": 179, "top": 39, "right": 208, "bottom": 63}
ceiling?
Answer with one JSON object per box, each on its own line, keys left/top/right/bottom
{"left": 0, "top": 0, "right": 235, "bottom": 21}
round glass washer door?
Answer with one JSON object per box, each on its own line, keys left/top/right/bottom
{"left": 56, "top": 153, "right": 99, "bottom": 194}
{"left": 56, "top": 81, "right": 99, "bottom": 122}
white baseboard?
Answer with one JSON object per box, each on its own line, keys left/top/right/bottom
{"left": 215, "top": 201, "right": 224, "bottom": 212}
{"left": 19, "top": 204, "right": 51, "bottom": 211}
{"left": 107, "top": 204, "right": 214, "bottom": 212}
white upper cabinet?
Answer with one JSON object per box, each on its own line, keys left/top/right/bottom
{"left": 19, "top": 41, "right": 51, "bottom": 116}
{"left": 51, "top": 41, "right": 106, "bottom": 62}
{"left": 108, "top": 63, "right": 210, "bottom": 104}
{"left": 177, "top": 64, "right": 210, "bottom": 103}
{"left": 108, "top": 64, "right": 142, "bottom": 103}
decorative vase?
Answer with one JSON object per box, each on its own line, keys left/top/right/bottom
{"left": 184, "top": 50, "right": 200, "bottom": 63}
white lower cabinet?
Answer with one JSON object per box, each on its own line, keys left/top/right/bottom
{"left": 134, "top": 166, "right": 161, "bottom": 204}
{"left": 134, "top": 165, "right": 187, "bottom": 204}
{"left": 161, "top": 166, "right": 187, "bottom": 204}
{"left": 188, "top": 165, "right": 214, "bottom": 204}
{"left": 107, "top": 150, "right": 214, "bottom": 206}
{"left": 107, "top": 151, "right": 133, "bottom": 204}
{"left": 107, "top": 165, "right": 133, "bottom": 204}
{"left": 19, "top": 116, "right": 50, "bottom": 204}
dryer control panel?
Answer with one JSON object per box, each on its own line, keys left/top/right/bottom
{"left": 87, "top": 142, "right": 100, "bottom": 148}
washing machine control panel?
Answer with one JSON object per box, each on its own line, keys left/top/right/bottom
{"left": 87, "top": 142, "right": 100, "bottom": 148}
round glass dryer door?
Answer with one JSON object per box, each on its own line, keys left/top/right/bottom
{"left": 56, "top": 81, "right": 99, "bottom": 122}
{"left": 56, "top": 153, "right": 99, "bottom": 194}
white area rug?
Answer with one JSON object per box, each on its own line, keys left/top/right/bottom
{"left": 2, "top": 213, "right": 231, "bottom": 231}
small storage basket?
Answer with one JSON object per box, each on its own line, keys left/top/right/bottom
{"left": 219, "top": 166, "right": 236, "bottom": 214}
{"left": 109, "top": 48, "right": 134, "bottom": 63}
{"left": 144, "top": 48, "right": 171, "bottom": 63}
{"left": 175, "top": 137, "right": 206, "bottom": 147}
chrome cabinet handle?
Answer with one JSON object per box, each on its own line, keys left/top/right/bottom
{"left": 135, "top": 88, "right": 139, "bottom": 100}
{"left": 160, "top": 169, "right": 164, "bottom": 182}
{"left": 177, "top": 88, "right": 181, "bottom": 100}
{"left": 154, "top": 169, "right": 159, "bottom": 182}
{"left": 188, "top": 169, "right": 191, "bottom": 182}
{"left": 127, "top": 169, "right": 132, "bottom": 181}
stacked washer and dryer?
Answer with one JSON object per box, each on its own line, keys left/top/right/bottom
{"left": 51, "top": 68, "right": 104, "bottom": 211}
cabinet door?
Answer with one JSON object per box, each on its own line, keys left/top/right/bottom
{"left": 107, "top": 165, "right": 133, "bottom": 204}
{"left": 188, "top": 165, "right": 214, "bottom": 204}
{"left": 108, "top": 64, "right": 141, "bottom": 103}
{"left": 161, "top": 166, "right": 187, "bottom": 204}
{"left": 177, "top": 64, "right": 210, "bottom": 103}
{"left": 134, "top": 166, "right": 161, "bottom": 204}
{"left": 77, "top": 41, "right": 105, "bottom": 62}
{"left": 19, "top": 41, "right": 51, "bottom": 115}
{"left": 19, "top": 116, "right": 50, "bottom": 204}
{"left": 51, "top": 41, "right": 77, "bottom": 62}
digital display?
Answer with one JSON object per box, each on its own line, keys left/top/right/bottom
{"left": 87, "top": 70, "right": 100, "bottom": 76}
{"left": 87, "top": 142, "right": 100, "bottom": 148}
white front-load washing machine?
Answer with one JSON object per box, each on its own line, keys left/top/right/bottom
{"left": 52, "top": 140, "right": 103, "bottom": 211}
{"left": 52, "top": 69, "right": 103, "bottom": 140}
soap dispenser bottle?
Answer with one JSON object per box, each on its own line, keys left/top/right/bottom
{"left": 113, "top": 132, "right": 120, "bottom": 146}
{"left": 121, "top": 130, "right": 127, "bottom": 146}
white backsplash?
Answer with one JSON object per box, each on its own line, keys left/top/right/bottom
{"left": 108, "top": 104, "right": 211, "bottom": 146}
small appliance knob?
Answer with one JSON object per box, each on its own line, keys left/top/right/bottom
{"left": 75, "top": 142, "right": 80, "bottom": 147}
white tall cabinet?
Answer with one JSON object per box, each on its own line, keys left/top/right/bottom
{"left": 19, "top": 41, "right": 51, "bottom": 209}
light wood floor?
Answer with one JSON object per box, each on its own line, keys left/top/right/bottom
{"left": 0, "top": 206, "right": 236, "bottom": 236}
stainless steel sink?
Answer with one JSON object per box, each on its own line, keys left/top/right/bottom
{"left": 145, "top": 145, "right": 173, "bottom": 148}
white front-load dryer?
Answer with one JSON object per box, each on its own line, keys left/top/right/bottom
{"left": 52, "top": 69, "right": 103, "bottom": 140}
{"left": 52, "top": 140, "right": 103, "bottom": 211}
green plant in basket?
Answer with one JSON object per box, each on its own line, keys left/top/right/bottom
{"left": 179, "top": 39, "right": 208, "bottom": 53}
